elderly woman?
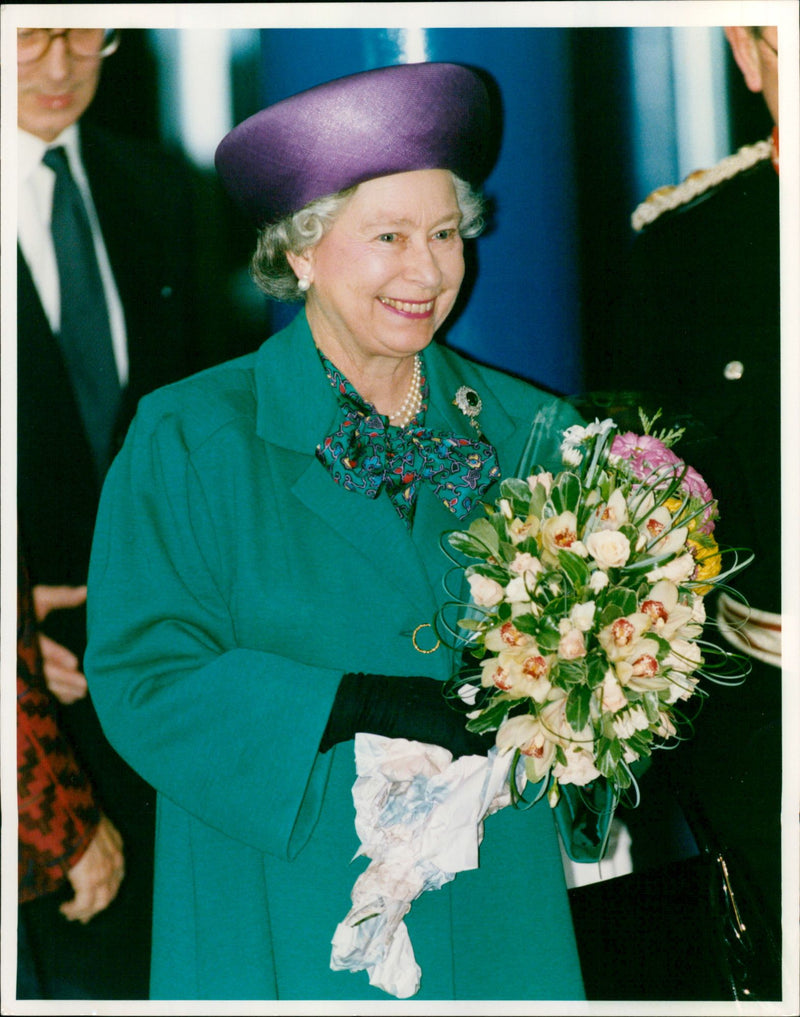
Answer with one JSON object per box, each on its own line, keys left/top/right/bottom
{"left": 84, "top": 62, "right": 585, "bottom": 1001}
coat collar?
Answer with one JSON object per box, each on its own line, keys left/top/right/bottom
{"left": 253, "top": 309, "right": 517, "bottom": 455}
{"left": 251, "top": 310, "right": 518, "bottom": 618}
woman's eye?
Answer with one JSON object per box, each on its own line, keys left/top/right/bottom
{"left": 377, "top": 233, "right": 398, "bottom": 243}
{"left": 433, "top": 228, "right": 457, "bottom": 241}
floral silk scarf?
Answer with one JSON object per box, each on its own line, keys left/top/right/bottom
{"left": 316, "top": 352, "right": 500, "bottom": 527}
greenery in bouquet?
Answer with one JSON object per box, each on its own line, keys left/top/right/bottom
{"left": 438, "top": 410, "right": 752, "bottom": 854}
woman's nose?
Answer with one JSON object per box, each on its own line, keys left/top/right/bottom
{"left": 405, "top": 237, "right": 442, "bottom": 287}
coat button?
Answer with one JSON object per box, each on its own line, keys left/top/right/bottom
{"left": 723, "top": 360, "right": 744, "bottom": 380}
{"left": 161, "top": 285, "right": 173, "bottom": 299}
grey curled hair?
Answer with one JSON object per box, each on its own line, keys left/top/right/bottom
{"left": 249, "top": 172, "right": 487, "bottom": 303}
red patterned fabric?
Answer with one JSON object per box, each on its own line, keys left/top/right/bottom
{"left": 17, "top": 550, "right": 100, "bottom": 903}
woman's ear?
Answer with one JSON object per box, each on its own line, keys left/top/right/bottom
{"left": 286, "top": 249, "right": 313, "bottom": 285}
{"left": 724, "top": 26, "right": 764, "bottom": 95}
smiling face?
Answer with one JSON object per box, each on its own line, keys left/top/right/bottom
{"left": 288, "top": 169, "right": 466, "bottom": 371}
{"left": 17, "top": 29, "right": 103, "bottom": 141}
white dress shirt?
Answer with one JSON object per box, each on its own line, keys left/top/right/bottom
{"left": 17, "top": 124, "right": 129, "bottom": 386}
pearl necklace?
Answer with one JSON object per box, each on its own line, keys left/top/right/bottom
{"left": 388, "top": 355, "right": 422, "bottom": 428}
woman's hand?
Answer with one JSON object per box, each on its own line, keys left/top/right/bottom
{"left": 60, "top": 814, "right": 125, "bottom": 924}
{"left": 32, "top": 584, "right": 88, "bottom": 703}
{"left": 320, "top": 672, "right": 494, "bottom": 758}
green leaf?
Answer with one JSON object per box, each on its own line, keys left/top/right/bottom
{"left": 558, "top": 548, "right": 590, "bottom": 588}
{"left": 558, "top": 657, "right": 589, "bottom": 688}
{"left": 641, "top": 689, "right": 661, "bottom": 723}
{"left": 466, "top": 697, "right": 520, "bottom": 733}
{"left": 566, "top": 684, "right": 592, "bottom": 731}
{"left": 498, "top": 540, "right": 519, "bottom": 562}
{"left": 605, "top": 587, "right": 638, "bottom": 616}
{"left": 469, "top": 563, "right": 507, "bottom": 584}
{"left": 535, "top": 614, "right": 562, "bottom": 651}
{"left": 551, "top": 472, "right": 581, "bottom": 514}
{"left": 499, "top": 477, "right": 534, "bottom": 514}
{"left": 586, "top": 652, "right": 608, "bottom": 689}
{"left": 448, "top": 530, "right": 494, "bottom": 560}
{"left": 619, "top": 522, "right": 639, "bottom": 545}
{"left": 644, "top": 632, "right": 672, "bottom": 659}
{"left": 529, "top": 482, "right": 548, "bottom": 518}
{"left": 468, "top": 517, "right": 501, "bottom": 557}
{"left": 594, "top": 735, "right": 622, "bottom": 778}
{"left": 512, "top": 612, "right": 540, "bottom": 635}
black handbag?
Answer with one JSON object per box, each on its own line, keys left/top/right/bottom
{"left": 567, "top": 791, "right": 782, "bottom": 1002}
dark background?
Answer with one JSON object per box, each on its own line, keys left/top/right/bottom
{"left": 85, "top": 27, "right": 774, "bottom": 392}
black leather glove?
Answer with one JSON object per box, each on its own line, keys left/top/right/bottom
{"left": 319, "top": 672, "right": 494, "bottom": 758}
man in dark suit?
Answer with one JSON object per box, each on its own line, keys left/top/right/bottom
{"left": 16, "top": 26, "right": 236, "bottom": 999}
{"left": 592, "top": 24, "right": 782, "bottom": 999}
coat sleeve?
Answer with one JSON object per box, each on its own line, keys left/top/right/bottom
{"left": 84, "top": 403, "right": 340, "bottom": 861}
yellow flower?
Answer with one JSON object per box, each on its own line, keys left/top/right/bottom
{"left": 664, "top": 495, "right": 694, "bottom": 530}
{"left": 688, "top": 532, "right": 721, "bottom": 594}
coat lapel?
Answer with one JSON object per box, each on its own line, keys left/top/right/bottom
{"left": 250, "top": 314, "right": 526, "bottom": 615}
{"left": 253, "top": 312, "right": 439, "bottom": 613}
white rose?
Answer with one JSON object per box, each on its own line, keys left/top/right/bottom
{"left": 571, "top": 600, "right": 596, "bottom": 631}
{"left": 468, "top": 573, "right": 504, "bottom": 606}
{"left": 600, "top": 670, "right": 628, "bottom": 713}
{"left": 586, "top": 529, "right": 631, "bottom": 569}
{"left": 505, "top": 576, "right": 532, "bottom": 603}
{"left": 510, "top": 551, "right": 543, "bottom": 576}
{"left": 558, "top": 627, "right": 587, "bottom": 660}
{"left": 589, "top": 570, "right": 609, "bottom": 593}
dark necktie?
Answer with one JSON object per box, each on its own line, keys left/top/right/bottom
{"left": 43, "top": 146, "right": 120, "bottom": 478}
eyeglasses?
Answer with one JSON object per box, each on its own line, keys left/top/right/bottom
{"left": 17, "top": 28, "right": 120, "bottom": 64}
{"left": 758, "top": 34, "right": 778, "bottom": 57}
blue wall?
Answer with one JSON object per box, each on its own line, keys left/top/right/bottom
{"left": 259, "top": 28, "right": 583, "bottom": 396}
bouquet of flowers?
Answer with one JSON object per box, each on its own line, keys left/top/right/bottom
{"left": 438, "top": 410, "right": 751, "bottom": 860}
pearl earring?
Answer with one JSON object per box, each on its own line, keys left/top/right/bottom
{"left": 297, "top": 276, "right": 311, "bottom": 292}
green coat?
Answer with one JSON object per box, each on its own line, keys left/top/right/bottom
{"left": 85, "top": 311, "right": 586, "bottom": 1001}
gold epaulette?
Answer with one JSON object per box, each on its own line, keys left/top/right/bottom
{"left": 631, "top": 137, "right": 774, "bottom": 232}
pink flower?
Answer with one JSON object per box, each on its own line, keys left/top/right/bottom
{"left": 681, "top": 465, "right": 717, "bottom": 533}
{"left": 611, "top": 433, "right": 716, "bottom": 533}
{"left": 610, "top": 432, "right": 681, "bottom": 479}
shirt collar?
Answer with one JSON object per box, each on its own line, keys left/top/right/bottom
{"left": 18, "top": 122, "right": 82, "bottom": 183}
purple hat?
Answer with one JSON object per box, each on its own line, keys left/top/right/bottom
{"left": 215, "top": 62, "right": 493, "bottom": 227}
